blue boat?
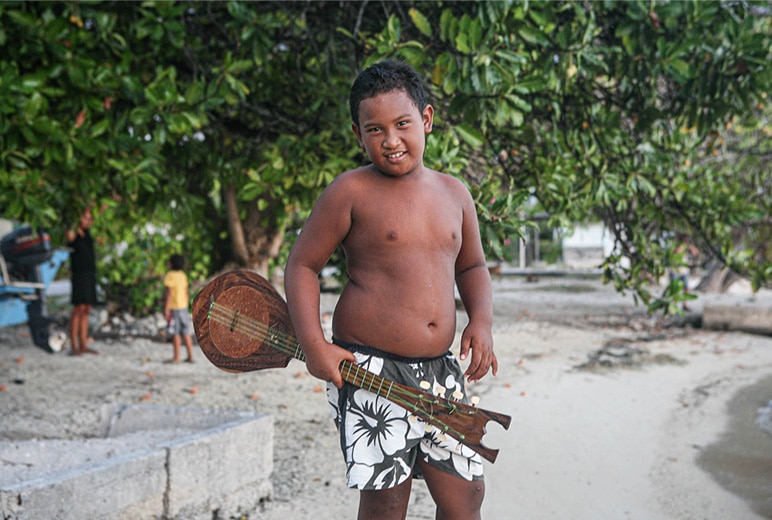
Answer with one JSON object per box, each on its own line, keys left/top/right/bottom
{"left": 1, "top": 227, "right": 70, "bottom": 352}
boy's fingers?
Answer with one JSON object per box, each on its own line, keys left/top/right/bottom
{"left": 464, "top": 348, "right": 483, "bottom": 381}
{"left": 465, "top": 344, "right": 496, "bottom": 382}
{"left": 459, "top": 339, "right": 471, "bottom": 361}
{"left": 331, "top": 347, "right": 357, "bottom": 388}
{"left": 331, "top": 373, "right": 345, "bottom": 389}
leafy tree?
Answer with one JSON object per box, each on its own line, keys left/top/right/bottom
{"left": 0, "top": 1, "right": 368, "bottom": 311}
{"left": 363, "top": 0, "right": 772, "bottom": 312}
{"left": 1, "top": 1, "right": 770, "bottom": 316}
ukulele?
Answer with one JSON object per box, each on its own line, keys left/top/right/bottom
{"left": 192, "top": 269, "right": 511, "bottom": 463}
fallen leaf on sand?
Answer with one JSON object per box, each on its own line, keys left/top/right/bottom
{"left": 140, "top": 392, "right": 152, "bottom": 401}
{"left": 15, "top": 356, "right": 24, "bottom": 364}
{"left": 249, "top": 393, "right": 260, "bottom": 400}
{"left": 189, "top": 385, "right": 199, "bottom": 395}
{"left": 0, "top": 385, "right": 7, "bottom": 392}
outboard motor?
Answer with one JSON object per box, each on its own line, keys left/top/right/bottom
{"left": 0, "top": 227, "right": 56, "bottom": 350}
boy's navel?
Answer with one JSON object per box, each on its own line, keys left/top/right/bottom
{"left": 386, "top": 231, "right": 398, "bottom": 240}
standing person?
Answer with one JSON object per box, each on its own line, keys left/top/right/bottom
{"left": 163, "top": 253, "right": 194, "bottom": 363}
{"left": 284, "top": 59, "right": 497, "bottom": 520}
{"left": 669, "top": 237, "right": 698, "bottom": 311}
{"left": 65, "top": 206, "right": 99, "bottom": 355}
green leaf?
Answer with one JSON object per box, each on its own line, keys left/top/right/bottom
{"left": 455, "top": 32, "right": 470, "bottom": 53}
{"left": 517, "top": 25, "right": 549, "bottom": 46}
{"left": 439, "top": 9, "right": 455, "bottom": 42}
{"left": 408, "top": 8, "right": 432, "bottom": 37}
{"left": 454, "top": 124, "right": 484, "bottom": 148}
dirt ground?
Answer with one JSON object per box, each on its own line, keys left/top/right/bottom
{"left": 1, "top": 276, "right": 771, "bottom": 519}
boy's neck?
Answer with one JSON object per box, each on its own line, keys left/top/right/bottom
{"left": 369, "top": 162, "right": 426, "bottom": 180}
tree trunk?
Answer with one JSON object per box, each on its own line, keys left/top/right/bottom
{"left": 224, "top": 182, "right": 249, "bottom": 265}
{"left": 695, "top": 262, "right": 741, "bottom": 293}
{"left": 223, "top": 181, "right": 287, "bottom": 282}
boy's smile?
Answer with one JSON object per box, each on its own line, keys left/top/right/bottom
{"left": 352, "top": 89, "right": 433, "bottom": 178}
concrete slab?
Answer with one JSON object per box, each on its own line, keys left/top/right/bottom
{"left": 703, "top": 302, "right": 772, "bottom": 336}
{"left": 0, "top": 404, "right": 273, "bottom": 520}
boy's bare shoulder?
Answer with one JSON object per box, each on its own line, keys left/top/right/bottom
{"left": 325, "top": 166, "right": 372, "bottom": 193}
{"left": 434, "top": 169, "right": 466, "bottom": 186}
{"left": 431, "top": 169, "right": 474, "bottom": 197}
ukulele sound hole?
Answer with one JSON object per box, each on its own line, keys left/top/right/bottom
{"left": 209, "top": 286, "right": 269, "bottom": 358}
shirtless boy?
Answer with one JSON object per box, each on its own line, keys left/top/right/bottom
{"left": 284, "top": 59, "right": 497, "bottom": 520}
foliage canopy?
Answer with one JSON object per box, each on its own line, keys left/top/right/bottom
{"left": 1, "top": 1, "right": 770, "bottom": 315}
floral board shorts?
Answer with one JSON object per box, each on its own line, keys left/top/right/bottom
{"left": 328, "top": 338, "right": 484, "bottom": 490}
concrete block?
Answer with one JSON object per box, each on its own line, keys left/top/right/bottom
{"left": 102, "top": 403, "right": 251, "bottom": 436}
{"left": 164, "top": 414, "right": 274, "bottom": 519}
{"left": 0, "top": 449, "right": 167, "bottom": 520}
{"left": 703, "top": 302, "right": 772, "bottom": 336}
{"left": 0, "top": 404, "right": 273, "bottom": 520}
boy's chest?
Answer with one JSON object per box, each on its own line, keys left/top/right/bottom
{"left": 347, "top": 190, "right": 463, "bottom": 252}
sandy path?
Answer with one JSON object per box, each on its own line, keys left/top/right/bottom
{"left": 1, "top": 277, "right": 771, "bottom": 519}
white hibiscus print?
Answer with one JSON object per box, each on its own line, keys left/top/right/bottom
{"left": 343, "top": 383, "right": 422, "bottom": 488}
{"left": 420, "top": 426, "right": 484, "bottom": 480}
{"left": 346, "top": 389, "right": 411, "bottom": 462}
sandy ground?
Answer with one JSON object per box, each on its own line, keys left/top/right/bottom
{"left": 1, "top": 276, "right": 771, "bottom": 519}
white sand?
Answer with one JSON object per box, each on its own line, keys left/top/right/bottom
{"left": 483, "top": 324, "right": 772, "bottom": 520}
{"left": 1, "top": 276, "right": 771, "bottom": 519}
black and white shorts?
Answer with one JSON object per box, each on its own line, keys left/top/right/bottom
{"left": 327, "top": 338, "right": 484, "bottom": 490}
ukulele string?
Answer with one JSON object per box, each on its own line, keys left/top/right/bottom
{"left": 207, "top": 302, "right": 474, "bottom": 441}
{"left": 207, "top": 302, "right": 469, "bottom": 418}
{"left": 208, "top": 302, "right": 424, "bottom": 410}
{"left": 207, "top": 302, "right": 473, "bottom": 443}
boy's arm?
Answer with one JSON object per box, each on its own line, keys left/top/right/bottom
{"left": 454, "top": 182, "right": 497, "bottom": 383}
{"left": 456, "top": 264, "right": 496, "bottom": 382}
{"left": 163, "top": 286, "right": 172, "bottom": 320}
{"left": 284, "top": 179, "right": 356, "bottom": 388}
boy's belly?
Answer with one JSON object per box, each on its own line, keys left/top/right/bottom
{"left": 331, "top": 281, "right": 458, "bottom": 358}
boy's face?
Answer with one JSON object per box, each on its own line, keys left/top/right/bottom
{"left": 352, "top": 89, "right": 433, "bottom": 178}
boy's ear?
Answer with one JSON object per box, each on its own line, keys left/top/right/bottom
{"left": 351, "top": 123, "right": 364, "bottom": 147}
{"left": 423, "top": 104, "right": 434, "bottom": 134}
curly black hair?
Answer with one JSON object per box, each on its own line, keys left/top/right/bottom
{"left": 169, "top": 254, "right": 185, "bottom": 271}
{"left": 349, "top": 59, "right": 427, "bottom": 127}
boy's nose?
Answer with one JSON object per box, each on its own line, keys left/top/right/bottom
{"left": 382, "top": 131, "right": 399, "bottom": 148}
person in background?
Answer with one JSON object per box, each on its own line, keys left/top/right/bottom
{"left": 669, "top": 237, "right": 698, "bottom": 312}
{"left": 163, "top": 253, "right": 194, "bottom": 363}
{"left": 65, "top": 206, "right": 99, "bottom": 356}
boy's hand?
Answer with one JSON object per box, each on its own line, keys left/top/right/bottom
{"left": 302, "top": 340, "right": 357, "bottom": 389}
{"left": 459, "top": 320, "right": 497, "bottom": 383}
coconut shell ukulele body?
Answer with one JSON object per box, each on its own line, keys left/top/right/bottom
{"left": 192, "top": 270, "right": 511, "bottom": 463}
